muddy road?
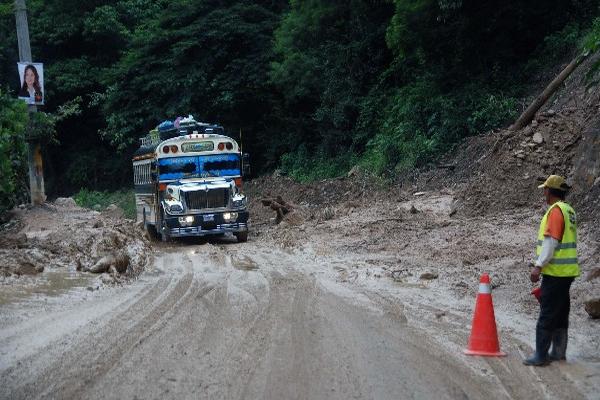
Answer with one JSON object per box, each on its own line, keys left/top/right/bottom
{"left": 1, "top": 227, "right": 596, "bottom": 400}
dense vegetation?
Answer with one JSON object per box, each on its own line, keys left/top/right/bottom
{"left": 0, "top": 0, "right": 599, "bottom": 209}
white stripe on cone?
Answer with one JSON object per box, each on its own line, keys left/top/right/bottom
{"left": 478, "top": 283, "right": 491, "bottom": 294}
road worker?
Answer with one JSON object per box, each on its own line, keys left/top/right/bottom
{"left": 524, "top": 175, "right": 580, "bottom": 366}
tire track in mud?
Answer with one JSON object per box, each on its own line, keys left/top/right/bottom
{"left": 161, "top": 248, "right": 340, "bottom": 400}
{"left": 0, "top": 273, "right": 173, "bottom": 400}
{"left": 366, "top": 289, "right": 585, "bottom": 400}
{"left": 185, "top": 265, "right": 288, "bottom": 399}
{"left": 48, "top": 253, "right": 197, "bottom": 400}
{"left": 235, "top": 269, "right": 323, "bottom": 400}
{"left": 1, "top": 252, "right": 195, "bottom": 400}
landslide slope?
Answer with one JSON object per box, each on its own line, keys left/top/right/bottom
{"left": 418, "top": 53, "right": 600, "bottom": 242}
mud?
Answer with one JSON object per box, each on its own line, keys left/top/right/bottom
{"left": 1, "top": 53, "right": 599, "bottom": 399}
{"left": 0, "top": 200, "right": 150, "bottom": 285}
{"left": 0, "top": 268, "right": 95, "bottom": 305}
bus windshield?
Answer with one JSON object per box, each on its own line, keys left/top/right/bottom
{"left": 158, "top": 154, "right": 240, "bottom": 180}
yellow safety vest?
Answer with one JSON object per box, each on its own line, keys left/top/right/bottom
{"left": 536, "top": 201, "right": 580, "bottom": 277}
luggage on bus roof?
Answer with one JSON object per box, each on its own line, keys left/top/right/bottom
{"left": 158, "top": 124, "right": 224, "bottom": 141}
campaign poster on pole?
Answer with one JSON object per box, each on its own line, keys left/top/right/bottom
{"left": 17, "top": 62, "right": 44, "bottom": 105}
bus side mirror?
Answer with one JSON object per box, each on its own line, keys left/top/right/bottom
{"left": 242, "top": 153, "right": 251, "bottom": 179}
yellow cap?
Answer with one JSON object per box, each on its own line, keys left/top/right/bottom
{"left": 538, "top": 175, "right": 569, "bottom": 191}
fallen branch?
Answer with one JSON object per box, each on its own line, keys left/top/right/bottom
{"left": 262, "top": 196, "right": 294, "bottom": 223}
{"left": 510, "top": 53, "right": 588, "bottom": 131}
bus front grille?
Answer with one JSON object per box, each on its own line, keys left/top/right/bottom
{"left": 184, "top": 189, "right": 229, "bottom": 210}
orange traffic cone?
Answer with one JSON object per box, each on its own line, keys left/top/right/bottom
{"left": 531, "top": 286, "right": 541, "bottom": 303}
{"left": 464, "top": 273, "right": 506, "bottom": 357}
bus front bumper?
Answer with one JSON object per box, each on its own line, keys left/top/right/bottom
{"left": 164, "top": 211, "right": 249, "bottom": 238}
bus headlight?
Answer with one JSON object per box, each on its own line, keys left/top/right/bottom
{"left": 223, "top": 212, "right": 238, "bottom": 221}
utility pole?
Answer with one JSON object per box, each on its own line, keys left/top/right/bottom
{"left": 15, "top": 0, "right": 45, "bottom": 205}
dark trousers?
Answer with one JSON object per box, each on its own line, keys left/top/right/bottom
{"left": 537, "top": 275, "right": 574, "bottom": 331}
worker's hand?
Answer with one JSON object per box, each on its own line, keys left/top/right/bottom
{"left": 530, "top": 266, "right": 541, "bottom": 283}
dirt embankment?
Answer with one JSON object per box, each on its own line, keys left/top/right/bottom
{"left": 0, "top": 198, "right": 151, "bottom": 285}
{"left": 244, "top": 51, "right": 600, "bottom": 323}
{"left": 415, "top": 53, "right": 600, "bottom": 228}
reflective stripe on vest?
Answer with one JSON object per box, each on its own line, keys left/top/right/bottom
{"left": 535, "top": 201, "right": 580, "bottom": 277}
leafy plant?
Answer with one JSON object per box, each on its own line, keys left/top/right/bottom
{"left": 74, "top": 188, "right": 136, "bottom": 219}
{"left": 280, "top": 145, "right": 358, "bottom": 182}
{"left": 0, "top": 89, "right": 28, "bottom": 213}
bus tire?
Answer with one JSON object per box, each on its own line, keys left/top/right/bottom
{"left": 160, "top": 207, "right": 171, "bottom": 242}
{"left": 234, "top": 231, "right": 248, "bottom": 243}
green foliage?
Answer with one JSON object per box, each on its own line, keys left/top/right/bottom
{"left": 26, "top": 112, "right": 57, "bottom": 143}
{"left": 101, "top": 0, "right": 283, "bottom": 159}
{"left": 583, "top": 17, "right": 600, "bottom": 53}
{"left": 74, "top": 188, "right": 136, "bottom": 219}
{"left": 280, "top": 145, "right": 358, "bottom": 182}
{"left": 0, "top": 90, "right": 28, "bottom": 212}
{"left": 1, "top": 0, "right": 599, "bottom": 192}
{"left": 359, "top": 80, "right": 518, "bottom": 175}
{"left": 524, "top": 23, "right": 585, "bottom": 77}
{"left": 583, "top": 16, "right": 600, "bottom": 86}
{"left": 270, "top": 0, "right": 393, "bottom": 159}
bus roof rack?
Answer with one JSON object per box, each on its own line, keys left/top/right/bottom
{"left": 138, "top": 123, "right": 225, "bottom": 147}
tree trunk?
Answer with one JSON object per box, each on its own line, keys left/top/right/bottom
{"left": 510, "top": 54, "right": 587, "bottom": 131}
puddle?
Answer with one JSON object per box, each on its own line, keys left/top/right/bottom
{"left": 0, "top": 269, "right": 96, "bottom": 305}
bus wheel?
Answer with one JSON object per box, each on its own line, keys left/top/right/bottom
{"left": 234, "top": 231, "right": 248, "bottom": 243}
{"left": 160, "top": 208, "right": 171, "bottom": 242}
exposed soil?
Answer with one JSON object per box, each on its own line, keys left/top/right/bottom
{"left": 0, "top": 52, "right": 599, "bottom": 399}
{"left": 0, "top": 198, "right": 151, "bottom": 288}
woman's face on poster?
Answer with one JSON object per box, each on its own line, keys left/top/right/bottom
{"left": 25, "top": 68, "right": 35, "bottom": 86}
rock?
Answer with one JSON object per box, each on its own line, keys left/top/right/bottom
{"left": 410, "top": 205, "right": 420, "bottom": 214}
{"left": 15, "top": 262, "right": 43, "bottom": 275}
{"left": 86, "top": 253, "right": 130, "bottom": 274}
{"left": 413, "top": 192, "right": 427, "bottom": 196}
{"left": 103, "top": 204, "right": 124, "bottom": 219}
{"left": 585, "top": 267, "right": 600, "bottom": 282}
{"left": 594, "top": 177, "right": 600, "bottom": 187}
{"left": 54, "top": 197, "right": 77, "bottom": 207}
{"left": 435, "top": 311, "right": 446, "bottom": 319}
{"left": 584, "top": 298, "right": 600, "bottom": 319}
{"left": 532, "top": 132, "right": 544, "bottom": 144}
{"left": 100, "top": 274, "right": 115, "bottom": 284}
{"left": 419, "top": 272, "right": 438, "bottom": 280}
{"left": 0, "top": 232, "right": 28, "bottom": 249}
{"left": 531, "top": 120, "right": 539, "bottom": 128}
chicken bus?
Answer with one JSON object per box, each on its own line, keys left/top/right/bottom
{"left": 132, "top": 116, "right": 249, "bottom": 242}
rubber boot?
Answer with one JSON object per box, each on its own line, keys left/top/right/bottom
{"left": 549, "top": 328, "right": 568, "bottom": 361}
{"left": 523, "top": 328, "right": 552, "bottom": 366}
